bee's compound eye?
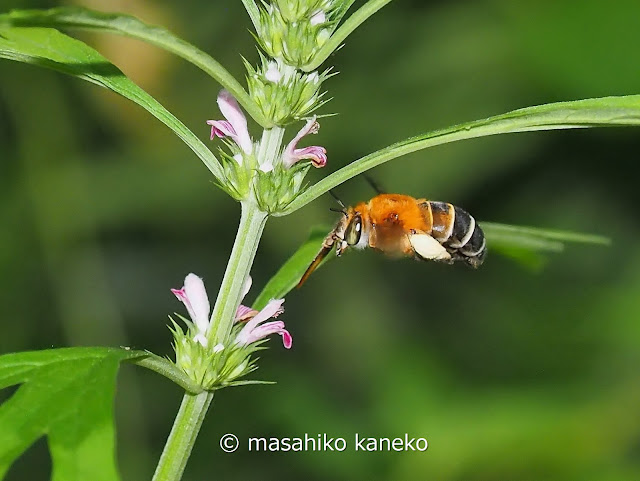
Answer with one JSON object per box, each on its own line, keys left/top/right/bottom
{"left": 345, "top": 215, "right": 362, "bottom": 245}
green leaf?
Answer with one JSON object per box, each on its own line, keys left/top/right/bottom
{"left": 0, "top": 7, "right": 270, "bottom": 127}
{"left": 279, "top": 95, "right": 640, "bottom": 215}
{"left": 253, "top": 226, "right": 330, "bottom": 310}
{"left": 0, "top": 347, "right": 143, "bottom": 481}
{"left": 482, "top": 222, "right": 610, "bottom": 269}
{"left": 488, "top": 246, "right": 551, "bottom": 272}
{"left": 0, "top": 25, "right": 223, "bottom": 180}
{"left": 302, "top": 0, "right": 392, "bottom": 72}
{"left": 482, "top": 222, "right": 610, "bottom": 249}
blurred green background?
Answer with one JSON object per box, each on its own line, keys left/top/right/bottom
{"left": 2, "top": 0, "right": 640, "bottom": 480}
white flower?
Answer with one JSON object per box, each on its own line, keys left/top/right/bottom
{"left": 265, "top": 61, "right": 283, "bottom": 82}
{"left": 171, "top": 273, "right": 211, "bottom": 347}
{"left": 310, "top": 10, "right": 326, "bottom": 26}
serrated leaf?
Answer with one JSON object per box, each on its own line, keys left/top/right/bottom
{"left": 253, "top": 226, "right": 330, "bottom": 310}
{"left": 0, "top": 6, "right": 269, "bottom": 127}
{"left": 0, "top": 347, "right": 144, "bottom": 481}
{"left": 279, "top": 95, "right": 640, "bottom": 215}
{"left": 0, "top": 25, "right": 222, "bottom": 179}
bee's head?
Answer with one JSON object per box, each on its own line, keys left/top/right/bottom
{"left": 336, "top": 211, "right": 364, "bottom": 256}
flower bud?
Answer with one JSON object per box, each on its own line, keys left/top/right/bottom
{"left": 245, "top": 55, "right": 331, "bottom": 125}
{"left": 254, "top": 161, "right": 311, "bottom": 213}
{"left": 255, "top": 2, "right": 330, "bottom": 68}
{"left": 274, "top": 0, "right": 333, "bottom": 21}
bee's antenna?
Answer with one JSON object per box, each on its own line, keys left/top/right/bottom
{"left": 364, "top": 175, "right": 385, "bottom": 194}
{"left": 329, "top": 189, "right": 346, "bottom": 209}
{"left": 329, "top": 207, "right": 348, "bottom": 218}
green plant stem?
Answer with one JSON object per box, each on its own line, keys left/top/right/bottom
{"left": 133, "top": 354, "right": 202, "bottom": 394}
{"left": 208, "top": 201, "right": 269, "bottom": 345}
{"left": 152, "top": 128, "right": 280, "bottom": 480}
{"left": 152, "top": 203, "right": 267, "bottom": 481}
{"left": 256, "top": 126, "right": 286, "bottom": 172}
{"left": 152, "top": 392, "right": 214, "bottom": 481}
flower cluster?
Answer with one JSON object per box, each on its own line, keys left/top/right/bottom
{"left": 170, "top": 273, "right": 291, "bottom": 389}
{"left": 207, "top": 90, "right": 326, "bottom": 211}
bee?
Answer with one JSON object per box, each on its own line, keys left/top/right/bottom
{"left": 297, "top": 193, "right": 486, "bottom": 287}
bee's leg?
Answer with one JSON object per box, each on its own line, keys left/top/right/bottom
{"left": 427, "top": 252, "right": 454, "bottom": 265}
{"left": 462, "top": 248, "right": 486, "bottom": 268}
{"left": 297, "top": 230, "right": 338, "bottom": 288}
{"left": 437, "top": 249, "right": 458, "bottom": 265}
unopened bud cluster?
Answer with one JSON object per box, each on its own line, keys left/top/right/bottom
{"left": 273, "top": 0, "right": 334, "bottom": 22}
{"left": 245, "top": 0, "right": 349, "bottom": 125}
{"left": 253, "top": 160, "right": 309, "bottom": 212}
{"left": 245, "top": 55, "right": 331, "bottom": 124}
{"left": 255, "top": 1, "right": 334, "bottom": 68}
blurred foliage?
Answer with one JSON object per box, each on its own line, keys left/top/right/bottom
{"left": 1, "top": 0, "right": 639, "bottom": 480}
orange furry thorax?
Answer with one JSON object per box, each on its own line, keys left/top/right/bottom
{"left": 353, "top": 194, "right": 431, "bottom": 255}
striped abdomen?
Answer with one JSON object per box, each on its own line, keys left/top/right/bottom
{"left": 420, "top": 201, "right": 486, "bottom": 267}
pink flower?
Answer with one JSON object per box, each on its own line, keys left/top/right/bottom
{"left": 206, "top": 90, "right": 253, "bottom": 155}
{"left": 235, "top": 299, "right": 292, "bottom": 349}
{"left": 234, "top": 276, "right": 292, "bottom": 349}
{"left": 172, "top": 273, "right": 211, "bottom": 347}
{"left": 235, "top": 276, "right": 258, "bottom": 321}
{"left": 172, "top": 273, "right": 292, "bottom": 350}
{"left": 282, "top": 117, "right": 327, "bottom": 169}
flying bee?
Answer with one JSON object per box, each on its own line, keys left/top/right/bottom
{"left": 297, "top": 193, "right": 486, "bottom": 287}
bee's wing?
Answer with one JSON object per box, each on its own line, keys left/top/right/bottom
{"left": 409, "top": 233, "right": 451, "bottom": 261}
